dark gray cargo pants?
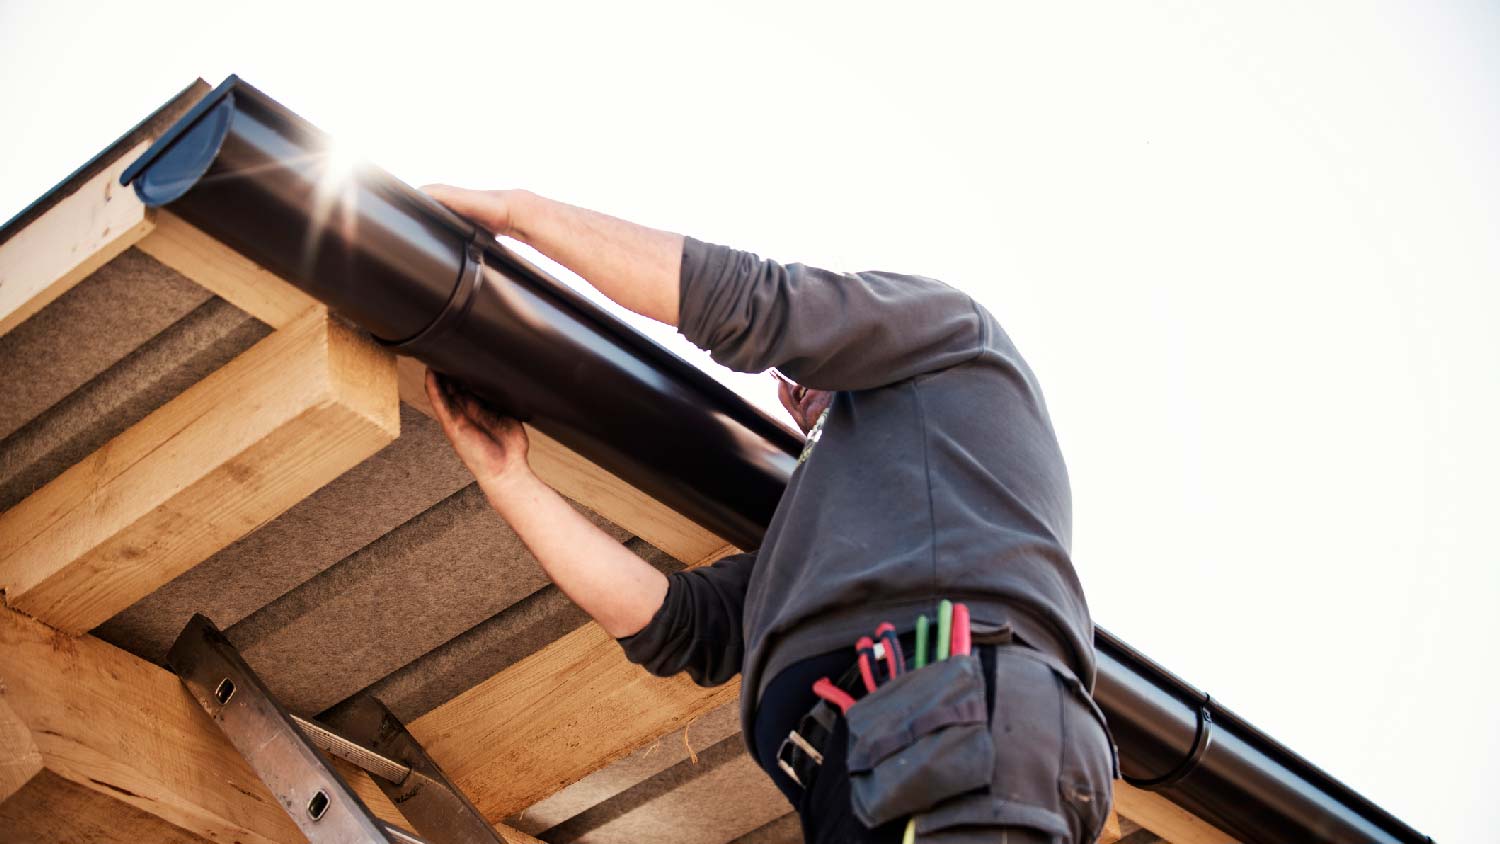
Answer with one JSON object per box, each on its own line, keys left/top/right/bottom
{"left": 759, "top": 639, "right": 1116, "bottom": 844}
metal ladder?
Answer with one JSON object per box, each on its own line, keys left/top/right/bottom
{"left": 167, "top": 614, "right": 505, "bottom": 844}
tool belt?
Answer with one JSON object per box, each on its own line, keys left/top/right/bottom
{"left": 776, "top": 659, "right": 863, "bottom": 788}
{"left": 776, "top": 622, "right": 1014, "bottom": 793}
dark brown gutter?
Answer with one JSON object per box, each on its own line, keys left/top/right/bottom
{"left": 120, "top": 76, "right": 1432, "bottom": 844}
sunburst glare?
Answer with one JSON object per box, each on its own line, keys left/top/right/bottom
{"left": 301, "top": 138, "right": 366, "bottom": 277}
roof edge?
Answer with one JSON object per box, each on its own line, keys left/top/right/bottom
{"left": 0, "top": 78, "right": 210, "bottom": 248}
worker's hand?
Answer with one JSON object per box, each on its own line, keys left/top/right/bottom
{"left": 777, "top": 377, "right": 833, "bottom": 434}
{"left": 422, "top": 185, "right": 529, "bottom": 238}
{"left": 425, "top": 369, "right": 532, "bottom": 489}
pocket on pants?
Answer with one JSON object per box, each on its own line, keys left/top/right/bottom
{"left": 844, "top": 655, "right": 994, "bottom": 828}
{"left": 986, "top": 645, "right": 1117, "bottom": 844}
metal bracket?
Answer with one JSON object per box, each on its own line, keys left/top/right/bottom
{"left": 1123, "top": 692, "right": 1216, "bottom": 790}
{"left": 166, "top": 614, "right": 502, "bottom": 844}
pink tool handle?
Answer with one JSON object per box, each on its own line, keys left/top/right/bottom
{"left": 951, "top": 603, "right": 972, "bottom": 656}
{"left": 812, "top": 677, "right": 855, "bottom": 713}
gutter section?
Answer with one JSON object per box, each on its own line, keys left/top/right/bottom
{"left": 124, "top": 76, "right": 800, "bottom": 552}
{"left": 122, "top": 76, "right": 1431, "bottom": 844}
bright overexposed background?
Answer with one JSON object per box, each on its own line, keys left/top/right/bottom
{"left": 2, "top": 2, "right": 1494, "bottom": 841}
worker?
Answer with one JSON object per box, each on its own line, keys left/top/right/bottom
{"left": 419, "top": 185, "right": 1116, "bottom": 844}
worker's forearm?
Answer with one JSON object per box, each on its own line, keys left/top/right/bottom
{"left": 481, "top": 466, "right": 668, "bottom": 637}
{"left": 507, "top": 191, "right": 683, "bottom": 326}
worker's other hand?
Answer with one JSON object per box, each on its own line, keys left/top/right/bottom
{"left": 777, "top": 377, "right": 833, "bottom": 434}
{"left": 425, "top": 369, "right": 531, "bottom": 489}
{"left": 421, "top": 185, "right": 528, "bottom": 238}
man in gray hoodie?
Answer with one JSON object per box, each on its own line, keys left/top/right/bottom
{"left": 421, "top": 185, "right": 1115, "bottom": 844}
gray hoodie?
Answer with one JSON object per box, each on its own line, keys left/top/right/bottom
{"left": 620, "top": 238, "right": 1093, "bottom": 764}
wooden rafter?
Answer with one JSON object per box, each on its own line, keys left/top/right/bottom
{"left": 0, "top": 603, "right": 543, "bottom": 844}
{"left": 0, "top": 308, "right": 399, "bottom": 633}
{"left": 408, "top": 545, "right": 741, "bottom": 820}
{"left": 0, "top": 603, "right": 299, "bottom": 844}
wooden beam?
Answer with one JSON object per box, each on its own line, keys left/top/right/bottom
{"left": 1114, "top": 781, "right": 1238, "bottom": 844}
{"left": 0, "top": 604, "right": 299, "bottom": 844}
{"left": 0, "top": 603, "right": 551, "bottom": 844}
{"left": 407, "top": 545, "right": 740, "bottom": 821}
{"left": 140, "top": 211, "right": 729, "bottom": 563}
{"left": 0, "top": 308, "right": 399, "bottom": 634}
{"left": 0, "top": 142, "right": 157, "bottom": 337}
{"left": 1097, "top": 806, "right": 1123, "bottom": 843}
{"left": 137, "top": 210, "right": 322, "bottom": 328}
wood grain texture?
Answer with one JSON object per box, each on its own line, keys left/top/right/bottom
{"left": 1114, "top": 781, "right": 1238, "bottom": 844}
{"left": 409, "top": 545, "right": 740, "bottom": 822}
{"left": 330, "top": 755, "right": 409, "bottom": 830}
{"left": 0, "top": 604, "right": 300, "bottom": 844}
{"left": 0, "top": 309, "right": 398, "bottom": 633}
{"left": 0, "top": 603, "right": 545, "bottom": 844}
{"left": 568, "top": 746, "right": 787, "bottom": 844}
{"left": 0, "top": 142, "right": 157, "bottom": 336}
{"left": 137, "top": 210, "right": 323, "bottom": 327}
{"left": 508, "top": 701, "right": 742, "bottom": 835}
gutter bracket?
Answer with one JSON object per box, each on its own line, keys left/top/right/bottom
{"left": 1124, "top": 693, "right": 1216, "bottom": 791}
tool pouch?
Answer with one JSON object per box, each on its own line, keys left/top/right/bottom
{"left": 844, "top": 654, "right": 993, "bottom": 828}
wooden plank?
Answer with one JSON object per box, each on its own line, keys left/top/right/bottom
{"left": 0, "top": 308, "right": 399, "bottom": 634}
{"left": 139, "top": 212, "right": 729, "bottom": 562}
{"left": 137, "top": 210, "right": 323, "bottom": 327}
{"left": 0, "top": 604, "right": 300, "bottom": 844}
{"left": 573, "top": 748, "right": 789, "bottom": 844}
{"left": 0, "top": 142, "right": 157, "bottom": 336}
{"left": 329, "top": 756, "right": 408, "bottom": 830}
{"left": 0, "top": 603, "right": 551, "bottom": 844}
{"left": 1114, "top": 781, "right": 1238, "bottom": 844}
{"left": 1097, "top": 805, "right": 1123, "bottom": 843}
{"left": 408, "top": 545, "right": 740, "bottom": 821}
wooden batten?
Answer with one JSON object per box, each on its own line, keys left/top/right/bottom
{"left": 0, "top": 604, "right": 542, "bottom": 844}
{"left": 1097, "top": 806, "right": 1123, "bottom": 843}
{"left": 0, "top": 308, "right": 399, "bottom": 634}
{"left": 137, "top": 210, "right": 322, "bottom": 328}
{"left": 0, "top": 143, "right": 157, "bottom": 337}
{"left": 0, "top": 604, "right": 299, "bottom": 844}
{"left": 1114, "top": 780, "right": 1238, "bottom": 844}
{"left": 407, "top": 545, "right": 740, "bottom": 821}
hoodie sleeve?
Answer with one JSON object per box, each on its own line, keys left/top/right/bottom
{"left": 676, "top": 237, "right": 985, "bottom": 390}
{"left": 617, "top": 550, "right": 756, "bottom": 687}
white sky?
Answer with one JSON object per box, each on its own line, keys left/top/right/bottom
{"left": 2, "top": 2, "right": 1495, "bottom": 841}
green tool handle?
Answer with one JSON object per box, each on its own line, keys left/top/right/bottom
{"left": 936, "top": 600, "right": 953, "bottom": 661}
{"left": 914, "top": 615, "right": 930, "bottom": 669}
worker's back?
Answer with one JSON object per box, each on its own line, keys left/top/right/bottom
{"left": 741, "top": 304, "right": 1091, "bottom": 715}
{"left": 615, "top": 237, "right": 1113, "bottom": 843}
